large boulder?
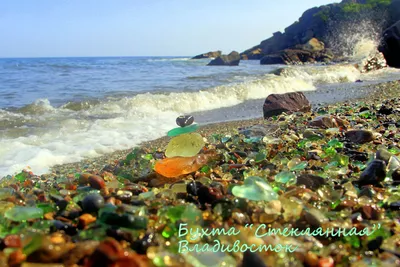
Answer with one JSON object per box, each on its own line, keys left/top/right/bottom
{"left": 295, "top": 38, "right": 325, "bottom": 52}
{"left": 191, "top": 51, "right": 222, "bottom": 59}
{"left": 379, "top": 20, "right": 400, "bottom": 68}
{"left": 263, "top": 92, "right": 311, "bottom": 118}
{"left": 260, "top": 48, "right": 333, "bottom": 65}
{"left": 207, "top": 51, "right": 240, "bottom": 66}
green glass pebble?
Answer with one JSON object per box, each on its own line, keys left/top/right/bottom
{"left": 324, "top": 146, "right": 337, "bottom": 157}
{"left": 5, "top": 206, "right": 43, "bottom": 221}
{"left": 232, "top": 176, "right": 278, "bottom": 201}
{"left": 167, "top": 124, "right": 199, "bottom": 137}
{"left": 166, "top": 205, "right": 186, "bottom": 223}
{"left": 165, "top": 132, "right": 205, "bottom": 158}
{"left": 290, "top": 161, "right": 308, "bottom": 171}
{"left": 334, "top": 154, "right": 350, "bottom": 166}
{"left": 275, "top": 171, "right": 296, "bottom": 184}
{"left": 15, "top": 172, "right": 27, "bottom": 182}
{"left": 99, "top": 211, "right": 148, "bottom": 229}
{"left": 328, "top": 138, "right": 344, "bottom": 148}
{"left": 181, "top": 204, "right": 203, "bottom": 224}
{"left": 0, "top": 188, "right": 14, "bottom": 200}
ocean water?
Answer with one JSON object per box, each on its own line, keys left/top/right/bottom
{"left": 0, "top": 56, "right": 399, "bottom": 178}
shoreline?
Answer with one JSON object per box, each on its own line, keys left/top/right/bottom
{"left": 49, "top": 79, "right": 400, "bottom": 177}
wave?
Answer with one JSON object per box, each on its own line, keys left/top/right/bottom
{"left": 147, "top": 57, "right": 191, "bottom": 62}
{"left": 0, "top": 63, "right": 365, "bottom": 178}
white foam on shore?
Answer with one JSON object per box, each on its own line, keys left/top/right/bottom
{"left": 0, "top": 63, "right": 371, "bottom": 178}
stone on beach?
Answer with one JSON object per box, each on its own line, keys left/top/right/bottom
{"left": 154, "top": 154, "right": 210, "bottom": 178}
{"left": 358, "top": 160, "right": 386, "bottom": 186}
{"left": 176, "top": 115, "right": 194, "bottom": 127}
{"left": 345, "top": 130, "right": 375, "bottom": 144}
{"left": 263, "top": 92, "right": 311, "bottom": 118}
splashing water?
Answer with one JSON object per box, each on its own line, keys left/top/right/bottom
{"left": 326, "top": 15, "right": 386, "bottom": 61}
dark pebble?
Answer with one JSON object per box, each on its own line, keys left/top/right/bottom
{"left": 296, "top": 174, "right": 326, "bottom": 190}
{"left": 242, "top": 250, "right": 268, "bottom": 267}
{"left": 197, "top": 186, "right": 222, "bottom": 205}
{"left": 345, "top": 130, "right": 374, "bottom": 144}
{"left": 358, "top": 160, "right": 386, "bottom": 186}
{"left": 52, "top": 220, "right": 78, "bottom": 236}
{"left": 377, "top": 105, "right": 393, "bottom": 115}
{"left": 82, "top": 193, "right": 105, "bottom": 213}
{"left": 131, "top": 233, "right": 157, "bottom": 254}
{"left": 392, "top": 168, "right": 400, "bottom": 182}
{"left": 375, "top": 148, "right": 393, "bottom": 164}
{"left": 176, "top": 115, "right": 194, "bottom": 127}
{"left": 367, "top": 236, "right": 383, "bottom": 251}
{"left": 186, "top": 181, "right": 203, "bottom": 196}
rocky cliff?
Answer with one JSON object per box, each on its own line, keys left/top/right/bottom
{"left": 241, "top": 0, "right": 399, "bottom": 60}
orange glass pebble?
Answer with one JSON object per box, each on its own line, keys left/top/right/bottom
{"left": 154, "top": 154, "right": 209, "bottom": 178}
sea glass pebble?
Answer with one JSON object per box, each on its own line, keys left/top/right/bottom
{"left": 275, "top": 171, "right": 296, "bottom": 184}
{"left": 5, "top": 206, "right": 43, "bottom": 221}
{"left": 167, "top": 124, "right": 199, "bottom": 137}
{"left": 155, "top": 154, "right": 209, "bottom": 178}
{"left": 176, "top": 115, "right": 194, "bottom": 127}
{"left": 232, "top": 176, "right": 278, "bottom": 201}
{"left": 165, "top": 132, "right": 205, "bottom": 158}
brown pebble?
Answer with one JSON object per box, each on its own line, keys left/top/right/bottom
{"left": 318, "top": 256, "right": 334, "bottom": 267}
{"left": 44, "top": 212, "right": 55, "bottom": 220}
{"left": 88, "top": 175, "right": 105, "bottom": 190}
{"left": 4, "top": 235, "right": 22, "bottom": 248}
{"left": 78, "top": 213, "right": 97, "bottom": 229}
{"left": 305, "top": 251, "right": 319, "bottom": 267}
{"left": 8, "top": 249, "right": 26, "bottom": 267}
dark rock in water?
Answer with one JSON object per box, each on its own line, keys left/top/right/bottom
{"left": 345, "top": 130, "right": 374, "bottom": 144}
{"left": 82, "top": 193, "right": 105, "bottom": 213}
{"left": 242, "top": 250, "right": 268, "bottom": 267}
{"left": 191, "top": 50, "right": 222, "bottom": 59}
{"left": 263, "top": 92, "right": 310, "bottom": 118}
{"left": 357, "top": 52, "right": 387, "bottom": 73}
{"left": 207, "top": 51, "right": 240, "bottom": 66}
{"left": 260, "top": 47, "right": 333, "bottom": 65}
{"left": 358, "top": 160, "right": 386, "bottom": 186}
{"left": 379, "top": 20, "right": 400, "bottom": 68}
{"left": 176, "top": 115, "right": 194, "bottom": 127}
{"left": 377, "top": 105, "right": 393, "bottom": 115}
{"left": 296, "top": 174, "right": 326, "bottom": 190}
{"left": 355, "top": 80, "right": 363, "bottom": 83}
{"left": 376, "top": 148, "right": 393, "bottom": 164}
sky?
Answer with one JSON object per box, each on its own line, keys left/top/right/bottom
{"left": 0, "top": 0, "right": 340, "bottom": 57}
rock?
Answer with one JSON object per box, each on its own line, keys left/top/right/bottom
{"left": 176, "top": 115, "right": 194, "bottom": 127}
{"left": 232, "top": 176, "right": 278, "bottom": 201}
{"left": 260, "top": 48, "right": 333, "bottom": 65}
{"left": 242, "top": 251, "right": 268, "bottom": 267}
{"left": 88, "top": 175, "right": 105, "bottom": 190}
{"left": 263, "top": 92, "right": 311, "bottom": 118}
{"left": 296, "top": 174, "right": 326, "bottom": 190}
{"left": 345, "top": 130, "right": 375, "bottom": 144}
{"left": 392, "top": 168, "right": 400, "bottom": 184}
{"left": 357, "top": 51, "right": 387, "bottom": 73}
{"left": 81, "top": 194, "right": 105, "bottom": 213}
{"left": 207, "top": 51, "right": 240, "bottom": 66}
{"left": 192, "top": 51, "right": 222, "bottom": 59}
{"left": 165, "top": 132, "right": 205, "bottom": 158}
{"left": 376, "top": 148, "right": 393, "bottom": 164}
{"left": 309, "top": 115, "right": 347, "bottom": 129}
{"left": 358, "top": 160, "right": 386, "bottom": 186}
{"left": 379, "top": 20, "right": 400, "bottom": 68}
{"left": 295, "top": 37, "right": 325, "bottom": 52}
{"left": 377, "top": 105, "right": 393, "bottom": 115}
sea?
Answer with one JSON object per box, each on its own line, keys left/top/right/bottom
{"left": 1, "top": 54, "right": 400, "bottom": 178}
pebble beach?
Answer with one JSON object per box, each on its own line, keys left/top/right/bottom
{"left": 0, "top": 80, "right": 398, "bottom": 266}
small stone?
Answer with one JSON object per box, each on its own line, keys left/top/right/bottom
{"left": 376, "top": 148, "right": 393, "bottom": 164}
{"left": 358, "top": 160, "right": 386, "bottom": 186}
{"left": 176, "top": 115, "right": 194, "bottom": 127}
{"left": 345, "top": 130, "right": 374, "bottom": 144}
{"left": 318, "top": 256, "right": 334, "bottom": 267}
{"left": 78, "top": 213, "right": 97, "bottom": 229}
{"left": 309, "top": 115, "right": 347, "bottom": 129}
{"left": 167, "top": 124, "right": 199, "bottom": 137}
{"left": 88, "top": 175, "right": 105, "bottom": 190}
{"left": 165, "top": 133, "right": 205, "bottom": 158}
{"left": 3, "top": 235, "right": 22, "bottom": 248}
{"left": 81, "top": 193, "right": 105, "bottom": 213}
{"left": 242, "top": 251, "right": 267, "bottom": 267}
{"left": 377, "top": 105, "right": 393, "bottom": 115}
{"left": 305, "top": 251, "right": 319, "bottom": 267}
{"left": 5, "top": 206, "right": 43, "bottom": 221}
{"left": 296, "top": 174, "right": 326, "bottom": 190}
{"left": 232, "top": 176, "right": 278, "bottom": 201}
{"left": 392, "top": 168, "right": 400, "bottom": 183}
